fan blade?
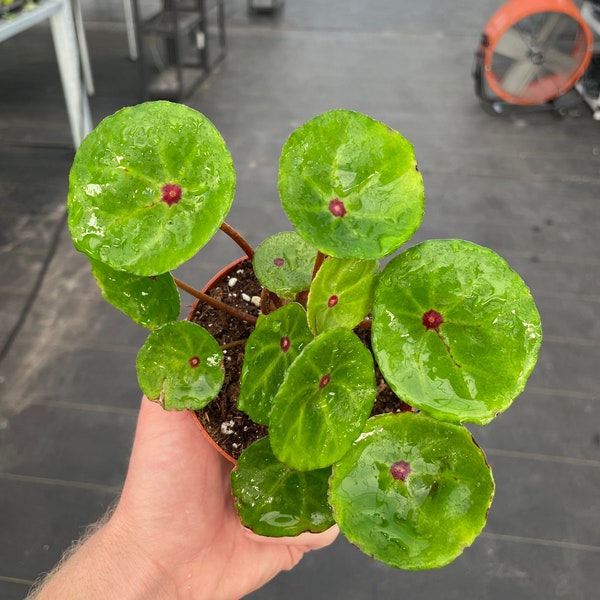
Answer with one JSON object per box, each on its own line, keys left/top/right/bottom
{"left": 494, "top": 27, "right": 530, "bottom": 61}
{"left": 533, "top": 12, "right": 569, "bottom": 48}
{"left": 543, "top": 48, "right": 578, "bottom": 74}
{"left": 501, "top": 60, "right": 540, "bottom": 97}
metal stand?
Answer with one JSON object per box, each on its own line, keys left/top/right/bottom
{"left": 132, "top": 0, "right": 226, "bottom": 101}
{"left": 248, "top": 0, "right": 284, "bottom": 14}
{"left": 123, "top": 0, "right": 138, "bottom": 60}
{"left": 578, "top": 1, "right": 600, "bottom": 119}
{"left": 0, "top": 0, "right": 93, "bottom": 147}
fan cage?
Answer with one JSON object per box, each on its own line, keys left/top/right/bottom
{"left": 482, "top": 0, "right": 593, "bottom": 105}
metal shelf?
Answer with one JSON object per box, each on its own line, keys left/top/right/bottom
{"left": 579, "top": 2, "right": 600, "bottom": 119}
{"left": 581, "top": 2, "right": 600, "bottom": 37}
{"left": 133, "top": 0, "right": 226, "bottom": 101}
{"left": 147, "top": 66, "right": 207, "bottom": 100}
{"left": 142, "top": 10, "right": 201, "bottom": 36}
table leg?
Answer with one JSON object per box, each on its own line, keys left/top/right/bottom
{"left": 49, "top": 0, "right": 93, "bottom": 148}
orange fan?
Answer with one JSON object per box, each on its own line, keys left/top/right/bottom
{"left": 481, "top": 0, "right": 593, "bottom": 105}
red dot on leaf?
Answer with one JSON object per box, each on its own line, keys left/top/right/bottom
{"left": 189, "top": 356, "right": 200, "bottom": 368}
{"left": 319, "top": 374, "right": 331, "bottom": 389}
{"left": 327, "top": 295, "right": 338, "bottom": 308}
{"left": 329, "top": 198, "right": 346, "bottom": 217}
{"left": 422, "top": 309, "right": 444, "bottom": 332}
{"left": 273, "top": 257, "right": 285, "bottom": 267}
{"left": 161, "top": 183, "right": 182, "bottom": 206}
{"left": 390, "top": 460, "right": 411, "bottom": 482}
{"left": 280, "top": 336, "right": 291, "bottom": 352}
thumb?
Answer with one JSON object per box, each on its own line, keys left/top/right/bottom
{"left": 243, "top": 523, "right": 340, "bottom": 551}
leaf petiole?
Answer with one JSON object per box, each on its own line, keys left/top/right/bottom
{"left": 173, "top": 277, "right": 257, "bottom": 325}
{"left": 220, "top": 222, "right": 255, "bottom": 259}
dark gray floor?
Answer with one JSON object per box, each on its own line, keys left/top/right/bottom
{"left": 1, "top": 1, "right": 599, "bottom": 598}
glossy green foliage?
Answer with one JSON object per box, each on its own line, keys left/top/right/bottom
{"left": 307, "top": 257, "right": 378, "bottom": 335}
{"left": 136, "top": 321, "right": 224, "bottom": 410}
{"left": 278, "top": 109, "right": 424, "bottom": 260}
{"left": 89, "top": 258, "right": 180, "bottom": 329}
{"left": 372, "top": 239, "right": 542, "bottom": 425}
{"left": 269, "top": 328, "right": 376, "bottom": 471}
{"left": 68, "top": 101, "right": 235, "bottom": 276}
{"left": 231, "top": 437, "right": 335, "bottom": 537}
{"left": 330, "top": 412, "right": 495, "bottom": 570}
{"left": 65, "top": 103, "right": 543, "bottom": 569}
{"left": 253, "top": 232, "right": 318, "bottom": 298}
{"left": 237, "top": 303, "right": 314, "bottom": 425}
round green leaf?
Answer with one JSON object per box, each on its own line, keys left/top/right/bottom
{"left": 330, "top": 412, "right": 495, "bottom": 570}
{"left": 278, "top": 109, "right": 424, "bottom": 260}
{"left": 253, "top": 232, "right": 318, "bottom": 298}
{"left": 68, "top": 101, "right": 235, "bottom": 276}
{"left": 307, "top": 257, "right": 379, "bottom": 335}
{"left": 136, "top": 320, "right": 224, "bottom": 410}
{"left": 372, "top": 239, "right": 542, "bottom": 425}
{"left": 231, "top": 437, "right": 335, "bottom": 537}
{"left": 269, "top": 328, "right": 376, "bottom": 471}
{"left": 237, "top": 303, "right": 314, "bottom": 425}
{"left": 89, "top": 258, "right": 180, "bottom": 329}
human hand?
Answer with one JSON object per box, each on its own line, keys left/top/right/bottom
{"left": 31, "top": 397, "right": 337, "bottom": 600}
{"left": 111, "top": 397, "right": 338, "bottom": 599}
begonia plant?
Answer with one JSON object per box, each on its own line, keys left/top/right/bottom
{"left": 67, "top": 102, "right": 542, "bottom": 569}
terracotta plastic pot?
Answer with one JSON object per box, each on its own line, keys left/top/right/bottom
{"left": 186, "top": 256, "right": 249, "bottom": 466}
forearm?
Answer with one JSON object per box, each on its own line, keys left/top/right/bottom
{"left": 27, "top": 511, "right": 175, "bottom": 600}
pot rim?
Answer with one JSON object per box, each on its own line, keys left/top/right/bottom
{"left": 187, "top": 256, "right": 250, "bottom": 465}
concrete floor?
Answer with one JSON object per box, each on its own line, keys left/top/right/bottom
{"left": 0, "top": 1, "right": 599, "bottom": 598}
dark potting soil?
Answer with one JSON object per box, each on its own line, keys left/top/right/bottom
{"left": 190, "top": 258, "right": 412, "bottom": 461}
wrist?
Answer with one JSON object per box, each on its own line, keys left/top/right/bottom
{"left": 94, "top": 510, "right": 176, "bottom": 599}
{"left": 32, "top": 510, "right": 175, "bottom": 600}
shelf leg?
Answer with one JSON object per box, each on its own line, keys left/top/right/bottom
{"left": 49, "top": 0, "right": 93, "bottom": 147}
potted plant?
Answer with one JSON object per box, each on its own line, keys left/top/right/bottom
{"left": 67, "top": 101, "right": 542, "bottom": 570}
{"left": 0, "top": 0, "right": 26, "bottom": 18}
